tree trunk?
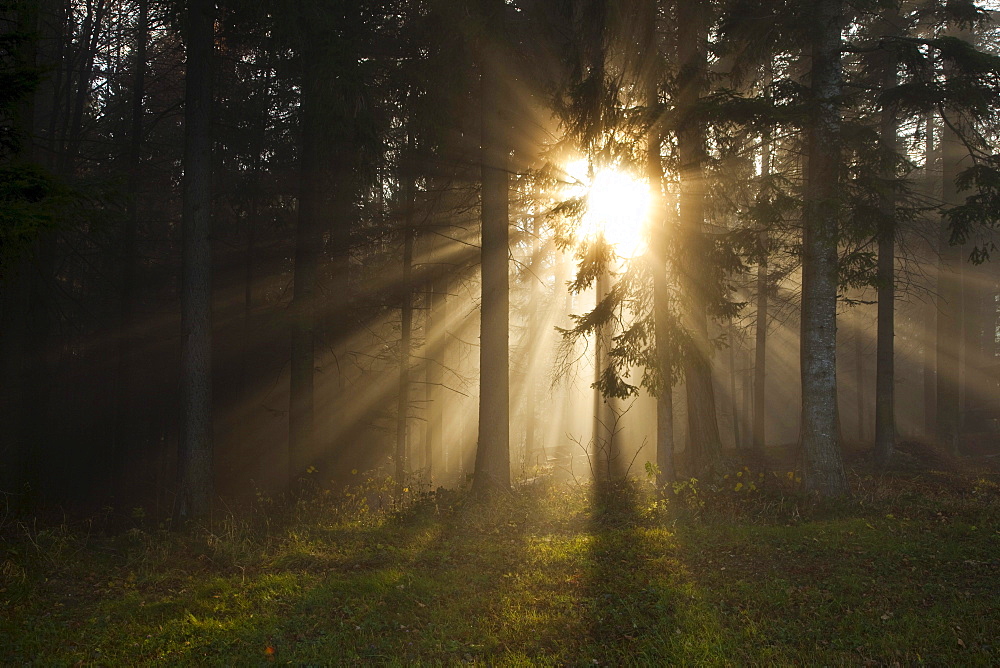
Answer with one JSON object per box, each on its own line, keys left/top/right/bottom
{"left": 676, "top": 0, "right": 722, "bottom": 473}
{"left": 923, "top": 115, "right": 937, "bottom": 439}
{"left": 522, "top": 212, "right": 544, "bottom": 471}
{"left": 472, "top": 0, "right": 510, "bottom": 495}
{"left": 176, "top": 0, "right": 214, "bottom": 520}
{"left": 800, "top": 0, "right": 849, "bottom": 497}
{"left": 936, "top": 41, "right": 966, "bottom": 455}
{"left": 752, "top": 136, "right": 770, "bottom": 462}
{"left": 856, "top": 329, "right": 866, "bottom": 443}
{"left": 114, "top": 0, "right": 148, "bottom": 503}
{"left": 727, "top": 320, "right": 741, "bottom": 449}
{"left": 424, "top": 216, "right": 449, "bottom": 480}
{"left": 874, "top": 8, "right": 901, "bottom": 469}
{"left": 395, "top": 144, "right": 416, "bottom": 494}
{"left": 289, "top": 34, "right": 331, "bottom": 488}
{"left": 645, "top": 0, "right": 674, "bottom": 488}
{"left": 592, "top": 267, "right": 617, "bottom": 482}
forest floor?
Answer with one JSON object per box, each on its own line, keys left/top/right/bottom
{"left": 2, "top": 460, "right": 999, "bottom": 666}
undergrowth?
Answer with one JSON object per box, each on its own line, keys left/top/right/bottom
{"left": 2, "top": 467, "right": 998, "bottom": 665}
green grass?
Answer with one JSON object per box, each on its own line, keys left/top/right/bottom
{"left": 2, "top": 471, "right": 999, "bottom": 665}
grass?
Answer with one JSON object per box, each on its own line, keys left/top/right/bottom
{"left": 2, "top": 469, "right": 999, "bottom": 666}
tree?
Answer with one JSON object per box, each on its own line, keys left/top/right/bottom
{"left": 873, "top": 5, "right": 904, "bottom": 470}
{"left": 395, "top": 132, "right": 416, "bottom": 492}
{"left": 176, "top": 0, "right": 214, "bottom": 520}
{"left": 800, "top": 0, "right": 849, "bottom": 497}
{"left": 675, "top": 0, "right": 723, "bottom": 473}
{"left": 472, "top": 0, "right": 511, "bottom": 495}
{"left": 645, "top": 0, "right": 675, "bottom": 486}
{"left": 114, "top": 0, "right": 148, "bottom": 503}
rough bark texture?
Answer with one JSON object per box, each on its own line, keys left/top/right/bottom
{"left": 800, "top": 0, "right": 848, "bottom": 497}
{"left": 472, "top": 0, "right": 510, "bottom": 495}
{"left": 675, "top": 0, "right": 722, "bottom": 472}
{"left": 177, "top": 0, "right": 214, "bottom": 520}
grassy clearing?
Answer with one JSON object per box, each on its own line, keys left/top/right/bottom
{"left": 2, "top": 470, "right": 999, "bottom": 665}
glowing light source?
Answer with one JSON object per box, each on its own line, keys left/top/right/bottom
{"left": 565, "top": 160, "right": 651, "bottom": 259}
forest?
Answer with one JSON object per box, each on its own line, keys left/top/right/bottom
{"left": 2, "top": 0, "right": 1000, "bottom": 664}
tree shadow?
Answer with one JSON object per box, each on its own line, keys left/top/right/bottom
{"left": 581, "top": 478, "right": 686, "bottom": 663}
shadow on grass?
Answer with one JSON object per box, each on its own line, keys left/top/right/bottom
{"left": 582, "top": 479, "right": 685, "bottom": 664}
{"left": 11, "top": 473, "right": 999, "bottom": 664}
{"left": 140, "top": 491, "right": 544, "bottom": 665}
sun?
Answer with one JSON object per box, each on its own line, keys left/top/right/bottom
{"left": 565, "top": 160, "right": 651, "bottom": 259}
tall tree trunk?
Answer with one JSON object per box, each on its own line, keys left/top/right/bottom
{"left": 472, "top": 0, "right": 510, "bottom": 495}
{"left": 728, "top": 319, "right": 741, "bottom": 449}
{"left": 936, "top": 33, "right": 966, "bottom": 455}
{"left": 800, "top": 0, "right": 848, "bottom": 497}
{"left": 874, "top": 7, "right": 902, "bottom": 469}
{"left": 395, "top": 143, "right": 416, "bottom": 494}
{"left": 593, "top": 267, "right": 617, "bottom": 482}
{"left": 240, "top": 53, "right": 272, "bottom": 401}
{"left": 646, "top": 0, "right": 674, "bottom": 488}
{"left": 114, "top": 0, "right": 148, "bottom": 503}
{"left": 676, "top": 0, "right": 722, "bottom": 473}
{"left": 1, "top": 0, "right": 41, "bottom": 502}
{"left": 855, "top": 329, "right": 866, "bottom": 442}
{"left": 0, "top": 0, "right": 67, "bottom": 507}
{"left": 522, "top": 213, "right": 544, "bottom": 470}
{"left": 176, "top": 0, "right": 214, "bottom": 520}
{"left": 424, "top": 207, "right": 450, "bottom": 480}
{"left": 923, "top": 115, "right": 937, "bottom": 439}
{"left": 752, "top": 135, "right": 770, "bottom": 461}
{"left": 289, "top": 33, "right": 331, "bottom": 488}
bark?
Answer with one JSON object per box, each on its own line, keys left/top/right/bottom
{"left": 874, "top": 8, "right": 901, "bottom": 469}
{"left": 0, "top": 1, "right": 39, "bottom": 500}
{"left": 114, "top": 0, "right": 147, "bottom": 504}
{"left": 800, "top": 0, "right": 848, "bottom": 497}
{"left": 752, "top": 134, "right": 770, "bottom": 460}
{"left": 593, "top": 268, "right": 617, "bottom": 482}
{"left": 936, "top": 47, "right": 965, "bottom": 454}
{"left": 855, "top": 330, "right": 866, "bottom": 442}
{"left": 472, "top": 0, "right": 510, "bottom": 495}
{"left": 289, "top": 33, "right": 331, "bottom": 487}
{"left": 645, "top": 0, "right": 674, "bottom": 488}
{"left": 240, "top": 53, "right": 272, "bottom": 400}
{"left": 728, "top": 319, "right": 741, "bottom": 448}
{"left": 1, "top": 0, "right": 65, "bottom": 504}
{"left": 522, "top": 213, "right": 543, "bottom": 470}
{"left": 676, "top": 0, "right": 721, "bottom": 472}
{"left": 176, "top": 0, "right": 214, "bottom": 520}
{"left": 923, "top": 115, "right": 936, "bottom": 438}
{"left": 395, "top": 146, "right": 416, "bottom": 493}
{"left": 424, "top": 219, "right": 450, "bottom": 480}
